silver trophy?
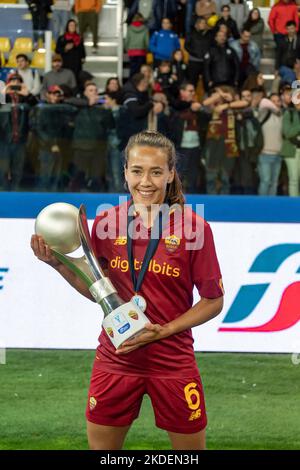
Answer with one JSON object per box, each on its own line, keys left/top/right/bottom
{"left": 35, "top": 202, "right": 149, "bottom": 348}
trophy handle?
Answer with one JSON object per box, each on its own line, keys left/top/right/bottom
{"left": 51, "top": 249, "right": 94, "bottom": 288}
{"left": 78, "top": 204, "right": 106, "bottom": 282}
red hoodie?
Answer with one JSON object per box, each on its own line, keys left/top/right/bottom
{"left": 268, "top": 0, "right": 299, "bottom": 35}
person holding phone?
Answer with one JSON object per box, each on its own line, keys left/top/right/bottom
{"left": 0, "top": 73, "right": 37, "bottom": 190}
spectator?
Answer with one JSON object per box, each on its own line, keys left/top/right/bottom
{"left": 16, "top": 53, "right": 41, "bottom": 96}
{"left": 171, "top": 49, "right": 187, "bottom": 85}
{"left": 242, "top": 71, "right": 266, "bottom": 95}
{"left": 204, "top": 29, "right": 240, "bottom": 90}
{"left": 214, "top": 5, "right": 240, "bottom": 40}
{"left": 276, "top": 20, "right": 300, "bottom": 84}
{"left": 151, "top": 0, "right": 180, "bottom": 32}
{"left": 185, "top": 16, "right": 213, "bottom": 87}
{"left": 169, "top": 82, "right": 207, "bottom": 193}
{"left": 41, "top": 53, "right": 77, "bottom": 100}
{"left": 268, "top": 0, "right": 299, "bottom": 46}
{"left": 32, "top": 85, "right": 76, "bottom": 190}
{"left": 280, "top": 84, "right": 293, "bottom": 109}
{"left": 125, "top": 13, "right": 149, "bottom": 77}
{"left": 26, "top": 0, "right": 52, "bottom": 46}
{"left": 103, "top": 92, "right": 123, "bottom": 192}
{"left": 214, "top": 0, "right": 229, "bottom": 15}
{"left": 243, "top": 8, "right": 265, "bottom": 52}
{"left": 70, "top": 82, "right": 114, "bottom": 191}
{"left": 251, "top": 86, "right": 266, "bottom": 115}
{"left": 51, "top": 0, "right": 72, "bottom": 40}
{"left": 202, "top": 86, "right": 248, "bottom": 194}
{"left": 281, "top": 96, "right": 300, "bottom": 196}
{"left": 195, "top": 0, "right": 217, "bottom": 20}
{"left": 215, "top": 23, "right": 235, "bottom": 43}
{"left": 149, "top": 17, "right": 180, "bottom": 63}
{"left": 105, "top": 77, "right": 122, "bottom": 96}
{"left": 118, "top": 73, "right": 163, "bottom": 149}
{"left": 56, "top": 19, "right": 86, "bottom": 79}
{"left": 257, "top": 94, "right": 283, "bottom": 196}
{"left": 74, "top": 0, "right": 103, "bottom": 52}
{"left": 231, "top": 28, "right": 261, "bottom": 86}
{"left": 229, "top": 0, "right": 249, "bottom": 32}
{"left": 234, "top": 89, "right": 262, "bottom": 194}
{"left": 185, "top": 0, "right": 197, "bottom": 35}
{"left": 153, "top": 60, "right": 178, "bottom": 100}
{"left": 126, "top": 0, "right": 156, "bottom": 32}
{"left": 0, "top": 73, "right": 37, "bottom": 190}
{"left": 139, "top": 63, "right": 155, "bottom": 92}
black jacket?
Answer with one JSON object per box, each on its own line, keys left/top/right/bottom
{"left": 118, "top": 81, "right": 153, "bottom": 149}
{"left": 31, "top": 103, "right": 77, "bottom": 150}
{"left": 184, "top": 29, "right": 213, "bottom": 61}
{"left": 214, "top": 17, "right": 240, "bottom": 40}
{"left": 276, "top": 35, "right": 300, "bottom": 69}
{"left": 56, "top": 35, "right": 86, "bottom": 78}
{"left": 204, "top": 44, "right": 240, "bottom": 87}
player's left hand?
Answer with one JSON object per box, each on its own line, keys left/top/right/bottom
{"left": 115, "top": 323, "right": 167, "bottom": 354}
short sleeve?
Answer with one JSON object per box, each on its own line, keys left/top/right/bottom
{"left": 190, "top": 222, "right": 224, "bottom": 299}
{"left": 91, "top": 215, "right": 109, "bottom": 270}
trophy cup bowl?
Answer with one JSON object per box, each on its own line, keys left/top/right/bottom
{"left": 35, "top": 202, "right": 149, "bottom": 349}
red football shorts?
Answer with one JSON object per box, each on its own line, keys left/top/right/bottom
{"left": 86, "top": 366, "right": 207, "bottom": 434}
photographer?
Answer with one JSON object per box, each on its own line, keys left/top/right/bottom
{"left": 0, "top": 73, "right": 37, "bottom": 190}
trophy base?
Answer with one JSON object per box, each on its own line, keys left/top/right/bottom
{"left": 102, "top": 301, "right": 149, "bottom": 349}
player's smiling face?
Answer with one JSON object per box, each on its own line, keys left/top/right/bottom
{"left": 125, "top": 145, "right": 175, "bottom": 208}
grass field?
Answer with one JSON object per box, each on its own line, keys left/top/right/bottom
{"left": 0, "top": 350, "right": 299, "bottom": 450}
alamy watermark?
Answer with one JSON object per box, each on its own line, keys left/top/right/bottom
{"left": 94, "top": 197, "right": 206, "bottom": 250}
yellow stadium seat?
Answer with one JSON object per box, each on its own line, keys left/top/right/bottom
{"left": 146, "top": 52, "right": 153, "bottom": 65}
{"left": 13, "top": 37, "right": 33, "bottom": 54}
{"left": 7, "top": 51, "right": 18, "bottom": 67}
{"left": 0, "top": 51, "right": 5, "bottom": 66}
{"left": 0, "top": 37, "right": 11, "bottom": 54}
{"left": 179, "top": 38, "right": 189, "bottom": 64}
{"left": 31, "top": 51, "right": 45, "bottom": 69}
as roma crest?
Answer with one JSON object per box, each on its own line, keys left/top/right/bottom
{"left": 164, "top": 235, "right": 181, "bottom": 253}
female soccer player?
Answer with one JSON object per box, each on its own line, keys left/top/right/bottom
{"left": 31, "top": 130, "right": 224, "bottom": 450}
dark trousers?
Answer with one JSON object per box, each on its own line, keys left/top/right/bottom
{"left": 78, "top": 11, "right": 99, "bottom": 48}
{"left": 177, "top": 146, "right": 203, "bottom": 193}
{"left": 29, "top": 6, "right": 49, "bottom": 43}
{"left": 129, "top": 56, "right": 146, "bottom": 77}
{"left": 0, "top": 142, "right": 25, "bottom": 190}
{"left": 69, "top": 146, "right": 106, "bottom": 191}
{"left": 36, "top": 149, "right": 62, "bottom": 191}
{"left": 187, "top": 61, "right": 204, "bottom": 87}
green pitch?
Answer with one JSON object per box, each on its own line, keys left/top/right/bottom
{"left": 0, "top": 350, "right": 299, "bottom": 450}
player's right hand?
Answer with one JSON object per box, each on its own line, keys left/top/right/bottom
{"left": 30, "top": 235, "right": 62, "bottom": 269}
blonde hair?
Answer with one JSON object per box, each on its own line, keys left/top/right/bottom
{"left": 124, "top": 131, "right": 185, "bottom": 207}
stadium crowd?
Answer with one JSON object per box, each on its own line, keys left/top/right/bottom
{"left": 1, "top": 0, "right": 300, "bottom": 195}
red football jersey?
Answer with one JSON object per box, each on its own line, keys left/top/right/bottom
{"left": 91, "top": 201, "right": 223, "bottom": 378}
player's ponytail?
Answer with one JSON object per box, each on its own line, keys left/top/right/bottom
{"left": 124, "top": 130, "right": 185, "bottom": 207}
